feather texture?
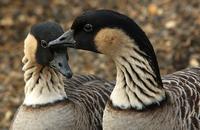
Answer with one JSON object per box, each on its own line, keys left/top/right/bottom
{"left": 64, "top": 74, "right": 114, "bottom": 129}
{"left": 11, "top": 57, "right": 114, "bottom": 130}
{"left": 103, "top": 67, "right": 200, "bottom": 130}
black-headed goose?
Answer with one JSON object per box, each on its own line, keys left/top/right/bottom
{"left": 11, "top": 21, "right": 114, "bottom": 130}
{"left": 49, "top": 10, "right": 200, "bottom": 130}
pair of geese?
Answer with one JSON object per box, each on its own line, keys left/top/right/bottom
{"left": 11, "top": 10, "right": 200, "bottom": 130}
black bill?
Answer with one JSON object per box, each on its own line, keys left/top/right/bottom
{"left": 49, "top": 50, "right": 72, "bottom": 78}
{"left": 48, "top": 29, "right": 76, "bottom": 48}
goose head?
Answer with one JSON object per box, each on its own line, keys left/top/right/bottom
{"left": 49, "top": 10, "right": 162, "bottom": 83}
{"left": 24, "top": 21, "right": 72, "bottom": 78}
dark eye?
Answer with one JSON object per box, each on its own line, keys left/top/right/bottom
{"left": 41, "top": 40, "right": 48, "bottom": 48}
{"left": 83, "top": 24, "right": 93, "bottom": 32}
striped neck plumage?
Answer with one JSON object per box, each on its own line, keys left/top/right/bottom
{"left": 110, "top": 44, "right": 166, "bottom": 110}
{"left": 22, "top": 56, "right": 67, "bottom": 107}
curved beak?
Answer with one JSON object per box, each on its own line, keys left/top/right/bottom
{"left": 48, "top": 29, "right": 76, "bottom": 48}
{"left": 49, "top": 50, "right": 72, "bottom": 78}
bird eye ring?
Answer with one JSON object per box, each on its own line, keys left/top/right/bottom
{"left": 41, "top": 40, "right": 48, "bottom": 48}
{"left": 83, "top": 24, "right": 93, "bottom": 32}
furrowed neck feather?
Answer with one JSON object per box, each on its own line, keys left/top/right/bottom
{"left": 22, "top": 56, "right": 67, "bottom": 106}
{"left": 110, "top": 37, "right": 166, "bottom": 110}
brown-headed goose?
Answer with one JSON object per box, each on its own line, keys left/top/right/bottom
{"left": 49, "top": 10, "right": 200, "bottom": 130}
{"left": 11, "top": 21, "right": 114, "bottom": 130}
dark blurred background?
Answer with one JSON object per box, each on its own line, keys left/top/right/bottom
{"left": 0, "top": 0, "right": 200, "bottom": 129}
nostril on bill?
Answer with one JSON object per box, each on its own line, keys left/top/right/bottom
{"left": 60, "top": 37, "right": 66, "bottom": 41}
{"left": 58, "top": 62, "right": 63, "bottom": 67}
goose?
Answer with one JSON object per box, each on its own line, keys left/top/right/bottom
{"left": 48, "top": 10, "right": 200, "bottom": 130}
{"left": 11, "top": 21, "right": 114, "bottom": 130}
